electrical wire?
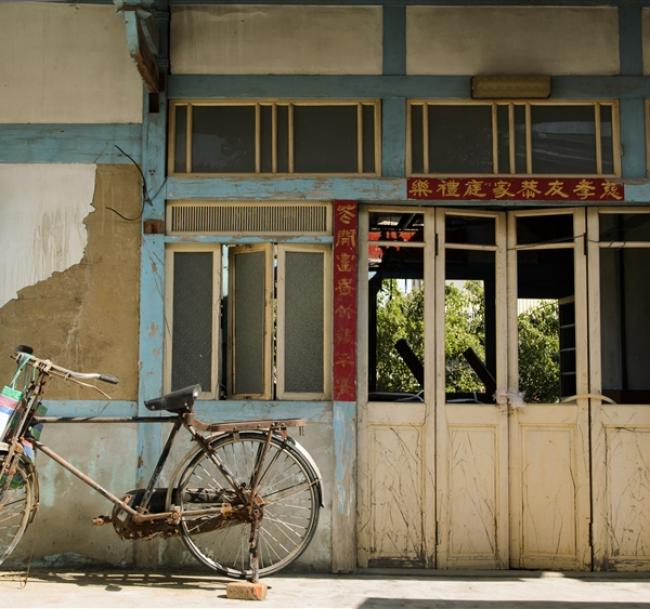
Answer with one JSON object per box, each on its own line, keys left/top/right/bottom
{"left": 105, "top": 144, "right": 165, "bottom": 222}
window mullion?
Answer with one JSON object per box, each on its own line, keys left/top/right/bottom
{"left": 272, "top": 103, "right": 278, "bottom": 174}
{"left": 525, "top": 103, "right": 532, "bottom": 174}
{"left": 423, "top": 103, "right": 429, "bottom": 174}
{"left": 289, "top": 103, "right": 295, "bottom": 173}
{"left": 595, "top": 103, "right": 603, "bottom": 175}
{"left": 491, "top": 103, "right": 499, "bottom": 174}
{"left": 255, "top": 103, "right": 261, "bottom": 174}
{"left": 186, "top": 104, "right": 192, "bottom": 174}
{"left": 508, "top": 104, "right": 515, "bottom": 174}
{"left": 357, "top": 103, "right": 363, "bottom": 174}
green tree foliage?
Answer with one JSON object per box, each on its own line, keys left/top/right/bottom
{"left": 374, "top": 279, "right": 561, "bottom": 402}
{"left": 444, "top": 280, "right": 486, "bottom": 394}
{"left": 517, "top": 301, "right": 560, "bottom": 402}
{"left": 375, "top": 279, "right": 424, "bottom": 393}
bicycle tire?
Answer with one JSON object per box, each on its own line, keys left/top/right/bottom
{"left": 174, "top": 432, "right": 320, "bottom": 579}
{"left": 0, "top": 454, "right": 37, "bottom": 565}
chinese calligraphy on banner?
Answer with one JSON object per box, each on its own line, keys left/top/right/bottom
{"left": 333, "top": 201, "right": 358, "bottom": 402}
{"left": 407, "top": 177, "right": 624, "bottom": 202}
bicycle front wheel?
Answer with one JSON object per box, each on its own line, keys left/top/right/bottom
{"left": 175, "top": 432, "right": 320, "bottom": 579}
{"left": 0, "top": 455, "right": 37, "bottom": 565}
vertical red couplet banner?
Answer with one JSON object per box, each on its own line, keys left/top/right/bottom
{"left": 332, "top": 200, "right": 358, "bottom": 402}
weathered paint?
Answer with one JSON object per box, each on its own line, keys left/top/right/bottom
{"left": 0, "top": 164, "right": 95, "bottom": 307}
{"left": 332, "top": 401, "right": 356, "bottom": 572}
{"left": 0, "top": 3, "right": 142, "bottom": 123}
{"left": 620, "top": 5, "right": 643, "bottom": 75}
{"left": 167, "top": 177, "right": 650, "bottom": 206}
{"left": 6, "top": 424, "right": 138, "bottom": 569}
{"left": 0, "top": 165, "right": 142, "bottom": 400}
{"left": 382, "top": 98, "right": 406, "bottom": 178}
{"left": 168, "top": 74, "right": 650, "bottom": 100}
{"left": 170, "top": 5, "right": 382, "bottom": 75}
{"left": 406, "top": 7, "right": 619, "bottom": 75}
{"left": 0, "top": 124, "right": 142, "bottom": 164}
{"left": 167, "top": 177, "right": 406, "bottom": 201}
{"left": 165, "top": 235, "right": 333, "bottom": 245}
{"left": 383, "top": 6, "right": 405, "bottom": 76}
{"left": 620, "top": 99, "right": 647, "bottom": 179}
{"left": 37, "top": 401, "right": 138, "bottom": 418}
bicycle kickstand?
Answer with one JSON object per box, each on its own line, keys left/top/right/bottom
{"left": 248, "top": 513, "right": 261, "bottom": 584}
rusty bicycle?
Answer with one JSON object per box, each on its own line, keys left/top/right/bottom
{"left": 0, "top": 346, "right": 323, "bottom": 581}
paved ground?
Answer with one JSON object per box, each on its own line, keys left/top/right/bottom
{"left": 1, "top": 570, "right": 650, "bottom": 608}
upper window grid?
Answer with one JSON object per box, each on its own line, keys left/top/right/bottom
{"left": 408, "top": 100, "right": 620, "bottom": 177}
{"left": 169, "top": 100, "right": 381, "bottom": 176}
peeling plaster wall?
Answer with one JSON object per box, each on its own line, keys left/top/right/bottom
{"left": 0, "top": 2, "right": 142, "bottom": 123}
{"left": 0, "top": 165, "right": 141, "bottom": 400}
{"left": 171, "top": 5, "right": 382, "bottom": 75}
{"left": 0, "top": 164, "right": 95, "bottom": 308}
{"left": 407, "top": 7, "right": 619, "bottom": 75}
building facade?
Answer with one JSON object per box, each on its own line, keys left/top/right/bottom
{"left": 1, "top": 0, "right": 650, "bottom": 572}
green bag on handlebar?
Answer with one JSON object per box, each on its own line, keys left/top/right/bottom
{"left": 0, "top": 355, "right": 45, "bottom": 462}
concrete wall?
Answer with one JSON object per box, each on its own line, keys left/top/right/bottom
{"left": 407, "top": 6, "right": 619, "bottom": 75}
{"left": 170, "top": 5, "right": 382, "bottom": 75}
{"left": 7, "top": 425, "right": 139, "bottom": 568}
{"left": 0, "top": 2, "right": 142, "bottom": 123}
{"left": 0, "top": 165, "right": 141, "bottom": 400}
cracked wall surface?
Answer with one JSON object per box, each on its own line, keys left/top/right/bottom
{"left": 0, "top": 165, "right": 141, "bottom": 400}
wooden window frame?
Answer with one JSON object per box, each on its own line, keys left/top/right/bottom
{"left": 164, "top": 243, "right": 221, "bottom": 399}
{"left": 407, "top": 99, "right": 621, "bottom": 178}
{"left": 168, "top": 99, "right": 381, "bottom": 178}
{"left": 276, "top": 244, "right": 332, "bottom": 400}
{"left": 228, "top": 244, "right": 274, "bottom": 400}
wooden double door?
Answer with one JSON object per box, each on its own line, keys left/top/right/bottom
{"left": 358, "top": 207, "right": 650, "bottom": 570}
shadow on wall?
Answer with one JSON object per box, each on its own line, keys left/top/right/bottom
{"left": 360, "top": 602, "right": 649, "bottom": 609}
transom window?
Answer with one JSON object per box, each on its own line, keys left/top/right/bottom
{"left": 408, "top": 101, "right": 619, "bottom": 176}
{"left": 169, "top": 100, "right": 380, "bottom": 176}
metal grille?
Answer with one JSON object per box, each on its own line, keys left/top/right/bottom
{"left": 167, "top": 201, "right": 331, "bottom": 235}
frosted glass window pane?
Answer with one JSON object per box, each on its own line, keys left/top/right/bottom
{"left": 284, "top": 252, "right": 324, "bottom": 393}
{"left": 172, "top": 252, "right": 213, "bottom": 392}
{"left": 233, "top": 251, "right": 266, "bottom": 395}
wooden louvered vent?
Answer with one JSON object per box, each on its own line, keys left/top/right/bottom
{"left": 167, "top": 201, "right": 331, "bottom": 235}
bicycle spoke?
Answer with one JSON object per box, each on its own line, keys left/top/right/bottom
{"left": 177, "top": 434, "right": 319, "bottom": 578}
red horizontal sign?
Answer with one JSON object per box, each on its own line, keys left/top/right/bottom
{"left": 407, "top": 177, "right": 624, "bottom": 202}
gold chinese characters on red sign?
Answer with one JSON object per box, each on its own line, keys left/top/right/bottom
{"left": 407, "top": 177, "right": 624, "bottom": 202}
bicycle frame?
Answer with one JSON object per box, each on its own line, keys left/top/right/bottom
{"left": 1, "top": 358, "right": 305, "bottom": 527}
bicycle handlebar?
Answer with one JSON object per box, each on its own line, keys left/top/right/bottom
{"left": 13, "top": 346, "right": 120, "bottom": 386}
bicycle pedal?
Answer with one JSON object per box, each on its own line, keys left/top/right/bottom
{"left": 92, "top": 515, "right": 112, "bottom": 526}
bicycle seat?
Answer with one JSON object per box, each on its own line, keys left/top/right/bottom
{"left": 144, "top": 385, "right": 200, "bottom": 413}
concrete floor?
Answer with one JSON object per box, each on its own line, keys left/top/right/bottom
{"left": 1, "top": 570, "right": 650, "bottom": 608}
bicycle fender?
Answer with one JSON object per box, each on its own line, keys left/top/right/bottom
{"left": 283, "top": 435, "right": 325, "bottom": 508}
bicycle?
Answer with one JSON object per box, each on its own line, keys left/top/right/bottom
{"left": 0, "top": 346, "right": 323, "bottom": 582}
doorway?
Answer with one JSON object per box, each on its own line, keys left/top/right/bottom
{"left": 358, "top": 207, "right": 591, "bottom": 569}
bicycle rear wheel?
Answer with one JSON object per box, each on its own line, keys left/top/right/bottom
{"left": 175, "top": 432, "right": 320, "bottom": 579}
{"left": 0, "top": 455, "right": 37, "bottom": 564}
